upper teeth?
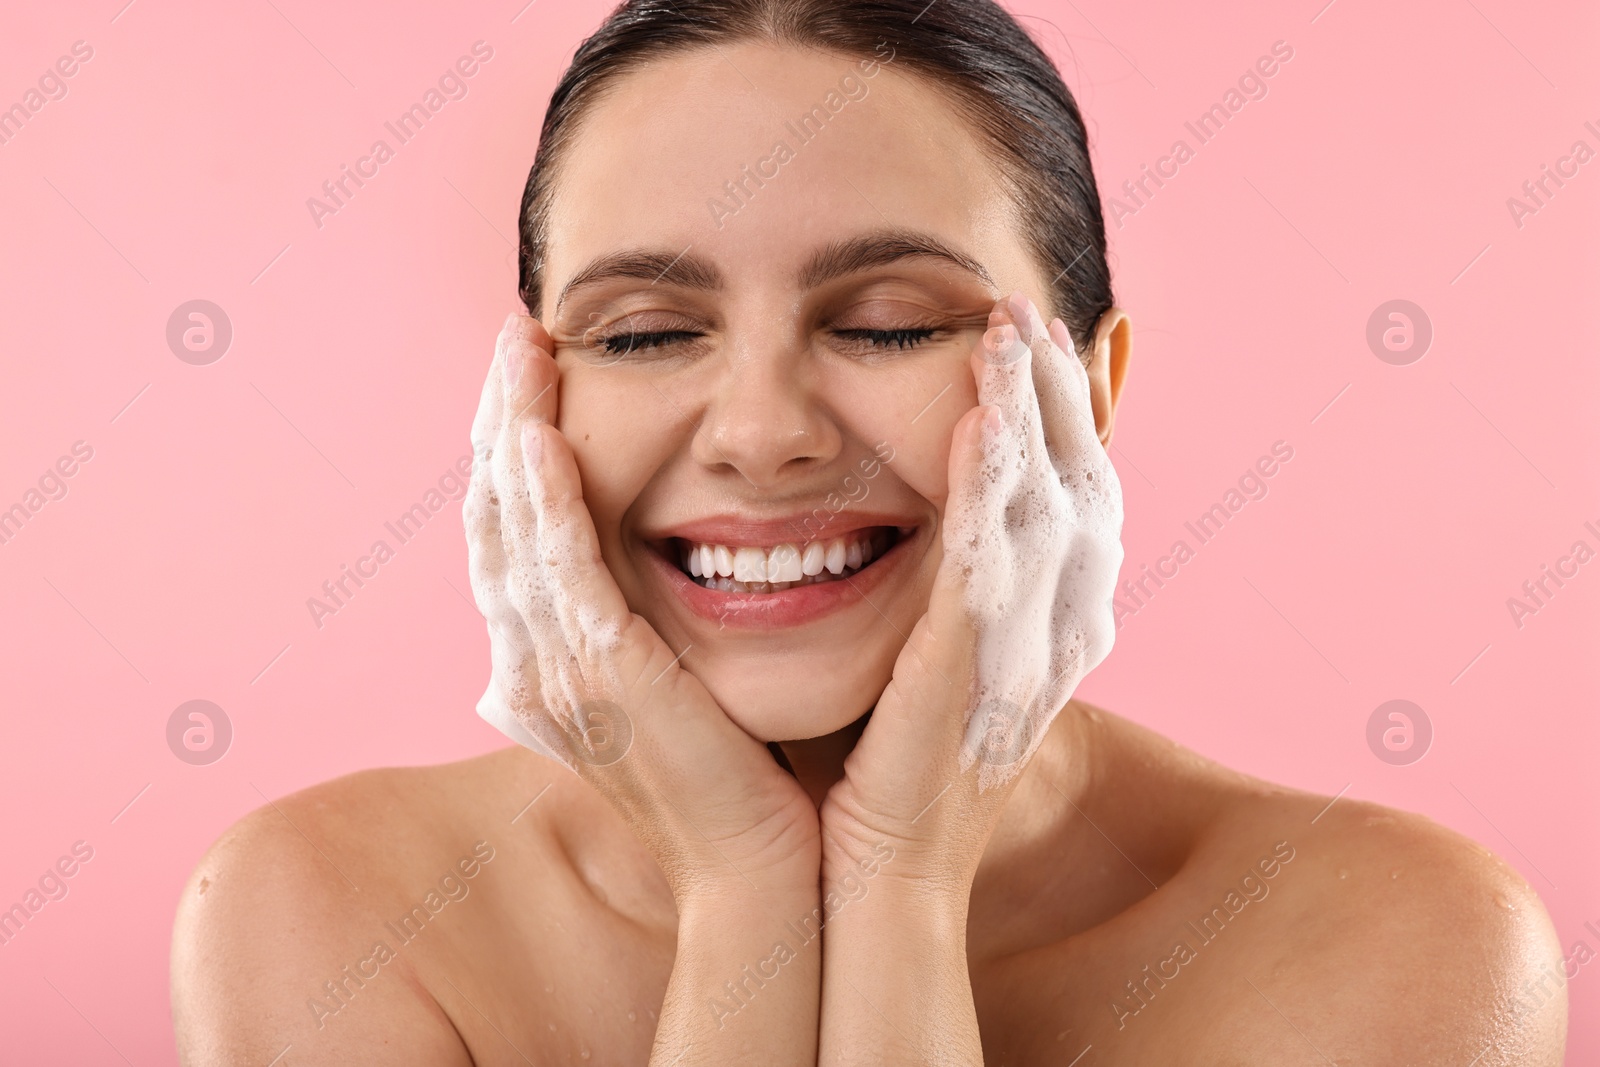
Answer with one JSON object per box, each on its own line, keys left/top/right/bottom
{"left": 684, "top": 533, "right": 877, "bottom": 582}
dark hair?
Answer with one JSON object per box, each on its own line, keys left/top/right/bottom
{"left": 517, "top": 0, "right": 1113, "bottom": 360}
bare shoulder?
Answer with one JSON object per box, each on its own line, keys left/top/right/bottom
{"left": 1069, "top": 706, "right": 1565, "bottom": 1062}
{"left": 1192, "top": 780, "right": 1567, "bottom": 1063}
{"left": 170, "top": 748, "right": 568, "bottom": 1066}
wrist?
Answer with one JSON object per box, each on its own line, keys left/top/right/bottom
{"left": 675, "top": 872, "right": 819, "bottom": 920}
{"left": 822, "top": 830, "right": 976, "bottom": 913}
{"left": 830, "top": 868, "right": 969, "bottom": 931}
{"left": 656, "top": 832, "right": 820, "bottom": 911}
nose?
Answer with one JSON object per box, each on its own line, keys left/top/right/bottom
{"left": 692, "top": 336, "right": 841, "bottom": 488}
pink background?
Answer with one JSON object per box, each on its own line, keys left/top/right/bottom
{"left": 2, "top": 0, "right": 1595, "bottom": 1061}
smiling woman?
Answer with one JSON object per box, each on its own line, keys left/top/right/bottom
{"left": 170, "top": 1, "right": 1566, "bottom": 1065}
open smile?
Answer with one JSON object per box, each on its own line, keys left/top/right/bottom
{"left": 641, "top": 518, "right": 918, "bottom": 630}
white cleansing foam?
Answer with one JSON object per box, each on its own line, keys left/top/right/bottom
{"left": 464, "top": 343, "right": 622, "bottom": 771}
{"left": 946, "top": 311, "right": 1125, "bottom": 791}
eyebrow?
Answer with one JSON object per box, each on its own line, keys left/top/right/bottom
{"left": 553, "top": 228, "right": 996, "bottom": 316}
{"left": 556, "top": 246, "right": 720, "bottom": 317}
{"left": 797, "top": 229, "right": 997, "bottom": 292}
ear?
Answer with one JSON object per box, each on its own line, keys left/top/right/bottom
{"left": 1085, "top": 307, "right": 1131, "bottom": 448}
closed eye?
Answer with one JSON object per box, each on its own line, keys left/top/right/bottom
{"left": 833, "top": 327, "right": 938, "bottom": 351}
{"left": 595, "top": 329, "right": 701, "bottom": 356}
{"left": 591, "top": 326, "right": 941, "bottom": 357}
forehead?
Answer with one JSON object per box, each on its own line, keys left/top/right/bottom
{"left": 540, "top": 39, "right": 1026, "bottom": 303}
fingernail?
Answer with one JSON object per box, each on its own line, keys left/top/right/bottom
{"left": 983, "top": 405, "right": 1003, "bottom": 433}
{"left": 503, "top": 311, "right": 521, "bottom": 332}
{"left": 1047, "top": 317, "right": 1077, "bottom": 359}
{"left": 502, "top": 349, "right": 523, "bottom": 388}
{"left": 1006, "top": 290, "right": 1032, "bottom": 331}
{"left": 521, "top": 422, "right": 542, "bottom": 468}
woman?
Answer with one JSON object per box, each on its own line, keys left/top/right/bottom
{"left": 171, "top": 1, "right": 1566, "bottom": 1063}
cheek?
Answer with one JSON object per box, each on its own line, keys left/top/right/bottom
{"left": 558, "top": 370, "right": 677, "bottom": 543}
{"left": 824, "top": 355, "right": 978, "bottom": 515}
{"left": 887, "top": 407, "right": 963, "bottom": 512}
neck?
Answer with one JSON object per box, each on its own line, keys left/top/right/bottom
{"left": 768, "top": 703, "right": 1108, "bottom": 870}
{"left": 774, "top": 710, "right": 871, "bottom": 808}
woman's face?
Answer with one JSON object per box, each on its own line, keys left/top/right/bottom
{"left": 539, "top": 41, "right": 1066, "bottom": 741}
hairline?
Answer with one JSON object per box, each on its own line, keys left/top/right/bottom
{"left": 523, "top": 35, "right": 1088, "bottom": 356}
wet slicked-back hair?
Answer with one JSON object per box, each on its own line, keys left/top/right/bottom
{"left": 517, "top": 0, "right": 1112, "bottom": 359}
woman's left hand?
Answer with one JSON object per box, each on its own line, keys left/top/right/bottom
{"left": 816, "top": 290, "right": 1124, "bottom": 1062}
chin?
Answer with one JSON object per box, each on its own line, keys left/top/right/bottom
{"left": 693, "top": 657, "right": 893, "bottom": 742}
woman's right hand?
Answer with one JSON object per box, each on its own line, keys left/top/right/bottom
{"left": 464, "top": 311, "right": 820, "bottom": 904}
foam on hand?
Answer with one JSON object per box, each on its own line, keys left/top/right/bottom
{"left": 944, "top": 303, "right": 1125, "bottom": 791}
{"left": 463, "top": 331, "right": 622, "bottom": 772}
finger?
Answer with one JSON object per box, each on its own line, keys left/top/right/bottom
{"left": 464, "top": 467, "right": 529, "bottom": 653}
{"left": 973, "top": 320, "right": 1051, "bottom": 491}
{"left": 979, "top": 292, "right": 1094, "bottom": 476}
{"left": 466, "top": 313, "right": 517, "bottom": 599}
{"left": 963, "top": 316, "right": 1055, "bottom": 611}
{"left": 934, "top": 400, "right": 1001, "bottom": 601}
{"left": 1044, "top": 316, "right": 1099, "bottom": 440}
{"left": 493, "top": 315, "right": 559, "bottom": 589}
{"left": 520, "top": 420, "right": 635, "bottom": 699}
{"left": 491, "top": 312, "right": 558, "bottom": 510}
{"left": 1045, "top": 316, "right": 1122, "bottom": 523}
{"left": 466, "top": 316, "right": 542, "bottom": 726}
{"left": 1002, "top": 294, "right": 1095, "bottom": 473}
{"left": 502, "top": 313, "right": 561, "bottom": 428}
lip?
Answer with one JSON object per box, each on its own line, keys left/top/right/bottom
{"left": 642, "top": 522, "right": 920, "bottom": 631}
